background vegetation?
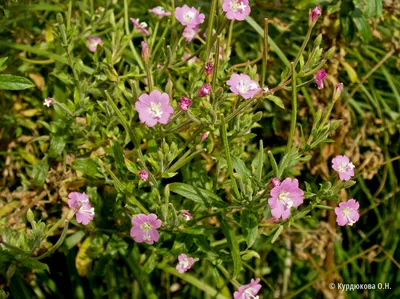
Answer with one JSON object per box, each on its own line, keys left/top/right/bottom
{"left": 0, "top": 0, "right": 399, "bottom": 298}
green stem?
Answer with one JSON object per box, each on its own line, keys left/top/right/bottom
{"left": 220, "top": 114, "right": 241, "bottom": 200}
{"left": 123, "top": 0, "right": 144, "bottom": 70}
{"left": 261, "top": 18, "right": 269, "bottom": 86}
{"left": 287, "top": 62, "right": 297, "bottom": 152}
{"left": 53, "top": 100, "right": 74, "bottom": 116}
{"left": 211, "top": 36, "right": 221, "bottom": 105}
{"left": 151, "top": 20, "right": 170, "bottom": 63}
{"left": 267, "top": 150, "right": 279, "bottom": 178}
{"left": 34, "top": 220, "right": 69, "bottom": 260}
{"left": 205, "top": 0, "right": 218, "bottom": 60}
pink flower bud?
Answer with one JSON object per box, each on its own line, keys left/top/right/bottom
{"left": 198, "top": 84, "right": 212, "bottom": 97}
{"left": 314, "top": 69, "right": 327, "bottom": 89}
{"left": 179, "top": 96, "right": 192, "bottom": 111}
{"left": 139, "top": 169, "right": 149, "bottom": 181}
{"left": 201, "top": 131, "right": 210, "bottom": 142}
{"left": 182, "top": 210, "right": 193, "bottom": 221}
{"left": 333, "top": 83, "right": 343, "bottom": 100}
{"left": 205, "top": 62, "right": 213, "bottom": 75}
{"left": 270, "top": 178, "right": 281, "bottom": 188}
{"left": 310, "top": 6, "right": 322, "bottom": 24}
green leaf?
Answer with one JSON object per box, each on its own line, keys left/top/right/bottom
{"left": 231, "top": 156, "right": 251, "bottom": 181}
{"left": 241, "top": 210, "right": 258, "bottom": 248}
{"left": 169, "top": 183, "right": 227, "bottom": 208}
{"left": 252, "top": 140, "right": 264, "bottom": 181}
{"left": 353, "top": 9, "right": 372, "bottom": 42}
{"left": 72, "top": 158, "right": 100, "bottom": 178}
{"left": 65, "top": 231, "right": 86, "bottom": 250}
{"left": 220, "top": 217, "right": 242, "bottom": 278}
{"left": 20, "top": 258, "right": 49, "bottom": 272}
{"left": 0, "top": 57, "right": 8, "bottom": 72}
{"left": 266, "top": 95, "right": 285, "bottom": 109}
{"left": 0, "top": 75, "right": 35, "bottom": 90}
{"left": 48, "top": 134, "right": 66, "bottom": 158}
{"left": 112, "top": 142, "right": 125, "bottom": 175}
{"left": 271, "top": 225, "right": 283, "bottom": 244}
{"left": 31, "top": 156, "right": 49, "bottom": 186}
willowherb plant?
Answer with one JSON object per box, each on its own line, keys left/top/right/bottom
{"left": 0, "top": 1, "right": 363, "bottom": 297}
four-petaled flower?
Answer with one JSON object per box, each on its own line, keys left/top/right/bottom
{"left": 130, "top": 214, "right": 162, "bottom": 245}
{"left": 68, "top": 192, "right": 95, "bottom": 225}
{"left": 176, "top": 253, "right": 195, "bottom": 273}
{"left": 222, "top": 0, "right": 251, "bottom": 21}
{"left": 233, "top": 278, "right": 262, "bottom": 299}
{"left": 227, "top": 73, "right": 261, "bottom": 99}
{"left": 335, "top": 199, "right": 360, "bottom": 226}
{"left": 135, "top": 90, "right": 174, "bottom": 127}
{"left": 310, "top": 6, "right": 322, "bottom": 23}
{"left": 43, "top": 97, "right": 53, "bottom": 107}
{"left": 314, "top": 69, "right": 327, "bottom": 89}
{"left": 182, "top": 26, "right": 198, "bottom": 42}
{"left": 87, "top": 37, "right": 102, "bottom": 53}
{"left": 149, "top": 6, "right": 172, "bottom": 17}
{"left": 179, "top": 96, "right": 192, "bottom": 111}
{"left": 182, "top": 210, "right": 193, "bottom": 221}
{"left": 175, "top": 5, "right": 205, "bottom": 28}
{"left": 139, "top": 169, "right": 149, "bottom": 181}
{"left": 268, "top": 178, "right": 304, "bottom": 220}
{"left": 332, "top": 155, "right": 355, "bottom": 181}
{"left": 130, "top": 18, "right": 150, "bottom": 35}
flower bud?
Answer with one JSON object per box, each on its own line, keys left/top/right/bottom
{"left": 141, "top": 41, "right": 149, "bottom": 63}
{"left": 314, "top": 33, "right": 322, "bottom": 47}
{"left": 333, "top": 82, "right": 343, "bottom": 102}
{"left": 139, "top": 169, "right": 149, "bottom": 181}
{"left": 270, "top": 178, "right": 281, "bottom": 188}
{"left": 314, "top": 69, "right": 327, "bottom": 89}
{"left": 204, "top": 62, "right": 213, "bottom": 75}
{"left": 27, "top": 208, "right": 34, "bottom": 224}
{"left": 325, "top": 46, "right": 336, "bottom": 60}
{"left": 309, "top": 6, "right": 322, "bottom": 24}
{"left": 179, "top": 96, "right": 192, "bottom": 111}
{"left": 201, "top": 131, "right": 210, "bottom": 142}
{"left": 198, "top": 84, "right": 212, "bottom": 97}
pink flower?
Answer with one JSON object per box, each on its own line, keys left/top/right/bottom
{"left": 270, "top": 178, "right": 281, "bottom": 188}
{"left": 176, "top": 254, "right": 195, "bottom": 273}
{"left": 315, "top": 69, "right": 327, "bottom": 89}
{"left": 43, "top": 97, "right": 53, "bottom": 107}
{"left": 310, "top": 6, "right": 322, "bottom": 23}
{"left": 198, "top": 84, "right": 212, "bottom": 97}
{"left": 179, "top": 97, "right": 192, "bottom": 111}
{"left": 130, "top": 18, "right": 149, "bottom": 35}
{"left": 149, "top": 6, "right": 171, "bottom": 17}
{"left": 332, "top": 155, "right": 355, "bottom": 181}
{"left": 233, "top": 278, "right": 262, "bottom": 299}
{"left": 139, "top": 169, "right": 149, "bottom": 181}
{"left": 175, "top": 5, "right": 205, "bottom": 28}
{"left": 227, "top": 73, "right": 261, "bottom": 99}
{"left": 87, "top": 37, "right": 102, "bottom": 53}
{"left": 335, "top": 199, "right": 360, "bottom": 226}
{"left": 268, "top": 178, "right": 304, "bottom": 220}
{"left": 135, "top": 90, "right": 174, "bottom": 127}
{"left": 205, "top": 62, "right": 213, "bottom": 75}
{"left": 182, "top": 26, "right": 198, "bottom": 42}
{"left": 182, "top": 210, "right": 193, "bottom": 221}
{"left": 68, "top": 192, "right": 95, "bottom": 225}
{"left": 130, "top": 214, "right": 162, "bottom": 245}
{"left": 222, "top": 0, "right": 251, "bottom": 21}
{"left": 201, "top": 131, "right": 210, "bottom": 142}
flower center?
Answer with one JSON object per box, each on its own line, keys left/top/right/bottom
{"left": 181, "top": 258, "right": 189, "bottom": 268}
{"left": 243, "top": 288, "right": 259, "bottom": 299}
{"left": 338, "top": 162, "right": 354, "bottom": 172}
{"left": 230, "top": 1, "right": 247, "bottom": 12}
{"left": 140, "top": 222, "right": 153, "bottom": 232}
{"left": 79, "top": 206, "right": 95, "bottom": 216}
{"left": 342, "top": 207, "right": 356, "bottom": 225}
{"left": 237, "top": 80, "right": 258, "bottom": 94}
{"left": 149, "top": 102, "right": 163, "bottom": 118}
{"left": 184, "top": 11, "right": 195, "bottom": 23}
{"left": 278, "top": 192, "right": 293, "bottom": 209}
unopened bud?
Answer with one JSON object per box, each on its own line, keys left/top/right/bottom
{"left": 141, "top": 41, "right": 149, "bottom": 63}
{"left": 314, "top": 33, "right": 322, "bottom": 47}
{"left": 325, "top": 46, "right": 336, "bottom": 60}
